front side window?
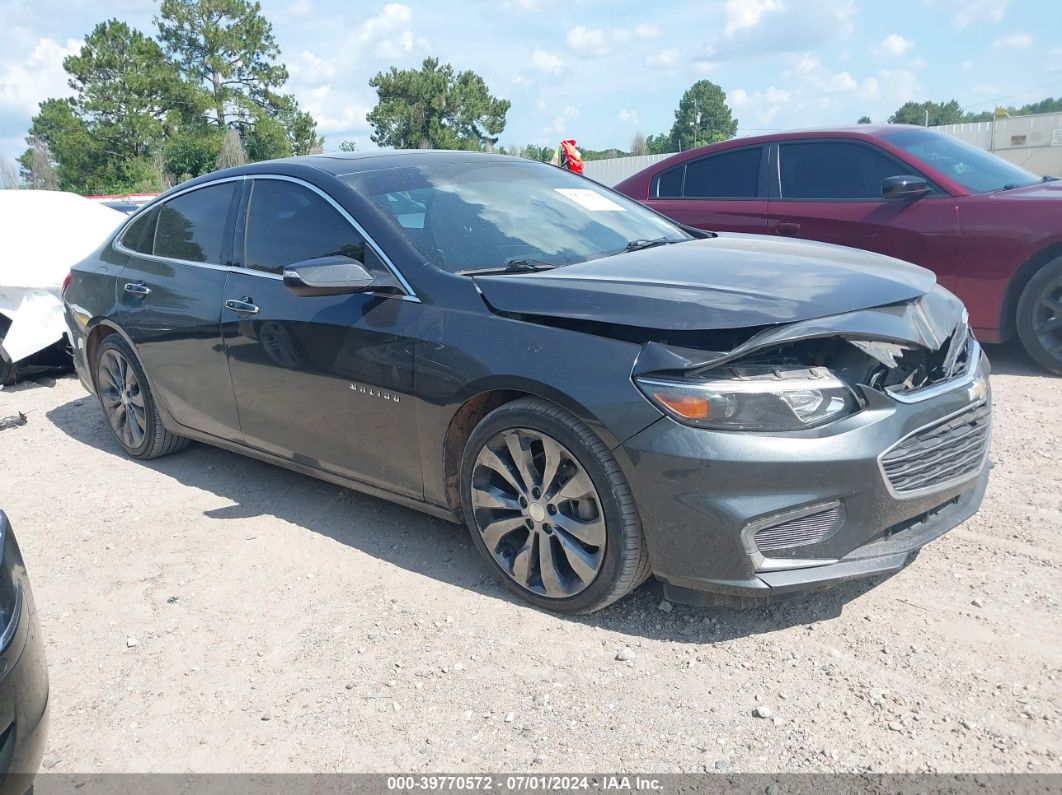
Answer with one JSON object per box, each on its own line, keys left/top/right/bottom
{"left": 882, "top": 128, "right": 1040, "bottom": 194}
{"left": 154, "top": 182, "right": 236, "bottom": 264}
{"left": 779, "top": 141, "right": 910, "bottom": 200}
{"left": 343, "top": 160, "right": 691, "bottom": 273}
{"left": 244, "top": 180, "right": 366, "bottom": 275}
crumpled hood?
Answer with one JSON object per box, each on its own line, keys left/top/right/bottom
{"left": 473, "top": 233, "right": 936, "bottom": 331}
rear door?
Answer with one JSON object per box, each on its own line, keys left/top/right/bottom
{"left": 115, "top": 179, "right": 242, "bottom": 439}
{"left": 221, "top": 176, "right": 424, "bottom": 498}
{"left": 766, "top": 139, "right": 960, "bottom": 289}
{"left": 643, "top": 145, "right": 768, "bottom": 233}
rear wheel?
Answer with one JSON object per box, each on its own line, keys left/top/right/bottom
{"left": 460, "top": 397, "right": 650, "bottom": 613}
{"left": 1017, "top": 255, "right": 1062, "bottom": 375}
{"left": 93, "top": 336, "right": 189, "bottom": 459}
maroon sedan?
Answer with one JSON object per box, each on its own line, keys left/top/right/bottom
{"left": 616, "top": 126, "right": 1062, "bottom": 373}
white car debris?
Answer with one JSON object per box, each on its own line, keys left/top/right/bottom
{"left": 0, "top": 190, "right": 125, "bottom": 380}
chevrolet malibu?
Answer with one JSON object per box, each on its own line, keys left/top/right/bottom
{"left": 63, "top": 151, "right": 991, "bottom": 613}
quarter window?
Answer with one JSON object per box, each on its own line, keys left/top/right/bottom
{"left": 244, "top": 180, "right": 366, "bottom": 275}
{"left": 154, "top": 182, "right": 236, "bottom": 264}
{"left": 652, "top": 166, "right": 684, "bottom": 198}
{"left": 120, "top": 207, "right": 159, "bottom": 254}
{"left": 779, "top": 141, "right": 911, "bottom": 200}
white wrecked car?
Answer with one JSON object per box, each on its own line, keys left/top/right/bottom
{"left": 0, "top": 191, "right": 124, "bottom": 384}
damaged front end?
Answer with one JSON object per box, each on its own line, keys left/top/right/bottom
{"left": 632, "top": 285, "right": 983, "bottom": 428}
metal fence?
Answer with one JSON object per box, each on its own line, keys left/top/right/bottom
{"left": 582, "top": 153, "right": 672, "bottom": 187}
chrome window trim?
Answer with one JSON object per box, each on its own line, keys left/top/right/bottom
{"left": 111, "top": 172, "right": 420, "bottom": 302}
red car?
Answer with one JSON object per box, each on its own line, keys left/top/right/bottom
{"left": 616, "top": 126, "right": 1062, "bottom": 373}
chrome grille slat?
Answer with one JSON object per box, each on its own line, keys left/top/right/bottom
{"left": 880, "top": 403, "right": 990, "bottom": 495}
{"left": 754, "top": 503, "right": 844, "bottom": 552}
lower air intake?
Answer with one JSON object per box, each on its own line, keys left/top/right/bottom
{"left": 754, "top": 502, "right": 844, "bottom": 553}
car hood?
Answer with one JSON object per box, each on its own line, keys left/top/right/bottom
{"left": 473, "top": 233, "right": 936, "bottom": 331}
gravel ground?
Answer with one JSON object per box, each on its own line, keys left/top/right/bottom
{"left": 0, "top": 340, "right": 1059, "bottom": 774}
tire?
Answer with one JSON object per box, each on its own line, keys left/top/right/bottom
{"left": 1016, "top": 255, "right": 1062, "bottom": 375}
{"left": 460, "top": 397, "right": 651, "bottom": 614}
{"left": 93, "top": 335, "right": 190, "bottom": 459}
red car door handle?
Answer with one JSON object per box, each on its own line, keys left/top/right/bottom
{"left": 776, "top": 222, "right": 801, "bottom": 236}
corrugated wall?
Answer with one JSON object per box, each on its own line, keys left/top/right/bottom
{"left": 582, "top": 153, "right": 672, "bottom": 187}
{"left": 935, "top": 112, "right": 1062, "bottom": 176}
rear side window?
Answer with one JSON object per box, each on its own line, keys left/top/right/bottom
{"left": 683, "top": 147, "right": 761, "bottom": 198}
{"left": 244, "top": 180, "right": 365, "bottom": 275}
{"left": 154, "top": 182, "right": 236, "bottom": 264}
{"left": 119, "top": 207, "right": 159, "bottom": 254}
{"left": 652, "top": 166, "right": 684, "bottom": 198}
{"left": 650, "top": 147, "right": 762, "bottom": 199}
{"left": 779, "top": 141, "right": 909, "bottom": 200}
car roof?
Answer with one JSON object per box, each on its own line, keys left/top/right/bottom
{"left": 265, "top": 149, "right": 514, "bottom": 175}
{"left": 690, "top": 124, "right": 925, "bottom": 148}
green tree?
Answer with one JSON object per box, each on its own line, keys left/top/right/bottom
{"left": 64, "top": 20, "right": 180, "bottom": 160}
{"left": 630, "top": 132, "right": 648, "bottom": 156}
{"left": 520, "top": 144, "right": 552, "bottom": 161}
{"left": 367, "top": 57, "right": 510, "bottom": 150}
{"left": 668, "top": 80, "right": 737, "bottom": 151}
{"left": 19, "top": 99, "right": 99, "bottom": 191}
{"left": 888, "top": 99, "right": 965, "bottom": 126}
{"left": 645, "top": 133, "right": 674, "bottom": 155}
{"left": 157, "top": 0, "right": 320, "bottom": 153}
{"left": 339, "top": 139, "right": 359, "bottom": 152}
{"left": 857, "top": 115, "right": 872, "bottom": 124}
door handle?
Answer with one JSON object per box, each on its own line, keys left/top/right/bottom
{"left": 225, "top": 297, "right": 260, "bottom": 315}
{"left": 776, "top": 222, "right": 801, "bottom": 236}
{"left": 123, "top": 282, "right": 151, "bottom": 296}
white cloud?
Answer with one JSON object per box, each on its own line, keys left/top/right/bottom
{"left": 0, "top": 37, "right": 81, "bottom": 117}
{"left": 531, "top": 48, "right": 565, "bottom": 75}
{"left": 950, "top": 0, "right": 1009, "bottom": 29}
{"left": 876, "top": 34, "right": 913, "bottom": 57}
{"left": 724, "top": 0, "right": 783, "bottom": 36}
{"left": 706, "top": 0, "right": 856, "bottom": 60}
{"left": 356, "top": 3, "right": 428, "bottom": 59}
{"left": 565, "top": 24, "right": 659, "bottom": 57}
{"left": 547, "top": 105, "right": 579, "bottom": 135}
{"left": 646, "top": 48, "right": 681, "bottom": 69}
{"left": 617, "top": 108, "right": 639, "bottom": 127}
{"left": 501, "top": 0, "right": 556, "bottom": 11}
{"left": 991, "top": 33, "right": 1033, "bottom": 50}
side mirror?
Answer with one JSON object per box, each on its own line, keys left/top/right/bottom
{"left": 882, "top": 175, "right": 930, "bottom": 202}
{"left": 283, "top": 256, "right": 376, "bottom": 297}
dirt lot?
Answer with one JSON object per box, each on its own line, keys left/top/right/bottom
{"left": 0, "top": 341, "right": 1058, "bottom": 774}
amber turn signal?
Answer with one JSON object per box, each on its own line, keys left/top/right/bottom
{"left": 651, "top": 392, "right": 710, "bottom": 419}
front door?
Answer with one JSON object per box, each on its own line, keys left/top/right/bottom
{"left": 766, "top": 140, "right": 961, "bottom": 290}
{"left": 221, "top": 177, "right": 424, "bottom": 498}
{"left": 115, "top": 180, "right": 242, "bottom": 440}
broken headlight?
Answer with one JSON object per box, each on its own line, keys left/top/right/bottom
{"left": 636, "top": 366, "right": 860, "bottom": 431}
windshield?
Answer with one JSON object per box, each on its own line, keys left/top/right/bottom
{"left": 882, "top": 128, "right": 1041, "bottom": 194}
{"left": 341, "top": 159, "right": 691, "bottom": 273}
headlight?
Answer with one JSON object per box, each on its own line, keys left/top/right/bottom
{"left": 636, "top": 366, "right": 860, "bottom": 431}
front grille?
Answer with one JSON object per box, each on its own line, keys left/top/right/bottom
{"left": 754, "top": 502, "right": 844, "bottom": 552}
{"left": 880, "top": 402, "right": 990, "bottom": 494}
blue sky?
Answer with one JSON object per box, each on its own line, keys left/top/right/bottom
{"left": 1, "top": 0, "right": 1061, "bottom": 167}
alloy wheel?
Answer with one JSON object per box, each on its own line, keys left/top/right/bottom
{"left": 1032, "top": 273, "right": 1062, "bottom": 362}
{"left": 470, "top": 428, "right": 606, "bottom": 598}
{"left": 98, "top": 348, "right": 147, "bottom": 449}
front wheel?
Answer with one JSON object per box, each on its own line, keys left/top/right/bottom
{"left": 460, "top": 397, "right": 650, "bottom": 613}
{"left": 1017, "top": 255, "right": 1062, "bottom": 375}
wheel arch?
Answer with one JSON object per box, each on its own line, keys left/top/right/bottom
{"left": 1000, "top": 241, "right": 1062, "bottom": 339}
{"left": 439, "top": 378, "right": 622, "bottom": 518}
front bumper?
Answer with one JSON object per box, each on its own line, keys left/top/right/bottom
{"left": 620, "top": 351, "right": 991, "bottom": 605}
{"left": 0, "top": 513, "right": 49, "bottom": 795}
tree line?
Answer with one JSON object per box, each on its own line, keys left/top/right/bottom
{"left": 14, "top": 0, "right": 1062, "bottom": 195}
